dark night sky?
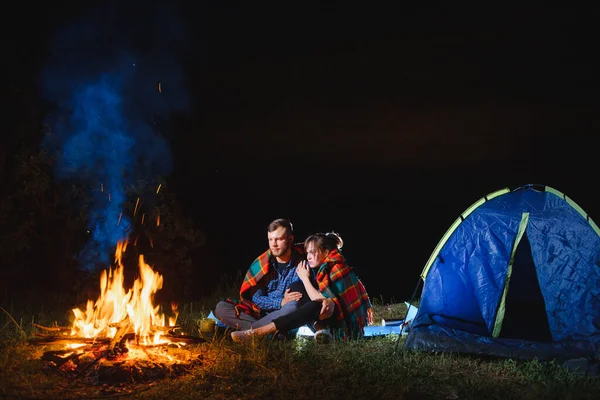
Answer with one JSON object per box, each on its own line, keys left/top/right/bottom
{"left": 8, "top": 3, "right": 600, "bottom": 301}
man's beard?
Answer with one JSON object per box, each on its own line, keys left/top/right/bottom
{"left": 270, "top": 246, "right": 288, "bottom": 257}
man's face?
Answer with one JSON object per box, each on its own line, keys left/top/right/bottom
{"left": 268, "top": 227, "right": 292, "bottom": 257}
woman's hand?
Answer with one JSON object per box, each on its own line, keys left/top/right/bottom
{"left": 319, "top": 298, "right": 335, "bottom": 320}
{"left": 296, "top": 260, "right": 310, "bottom": 281}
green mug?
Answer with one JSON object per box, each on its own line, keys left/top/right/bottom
{"left": 199, "top": 318, "right": 216, "bottom": 335}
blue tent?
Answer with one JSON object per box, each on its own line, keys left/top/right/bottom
{"left": 405, "top": 184, "right": 600, "bottom": 360}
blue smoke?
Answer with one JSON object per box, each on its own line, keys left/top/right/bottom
{"left": 41, "top": 1, "right": 189, "bottom": 269}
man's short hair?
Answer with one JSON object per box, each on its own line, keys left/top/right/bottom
{"left": 267, "top": 218, "right": 293, "bottom": 236}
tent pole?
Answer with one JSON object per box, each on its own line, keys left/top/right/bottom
{"left": 393, "top": 277, "right": 423, "bottom": 354}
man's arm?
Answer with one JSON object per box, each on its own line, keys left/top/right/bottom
{"left": 251, "top": 286, "right": 283, "bottom": 312}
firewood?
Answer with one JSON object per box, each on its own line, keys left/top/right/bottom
{"left": 109, "top": 322, "right": 133, "bottom": 350}
{"left": 32, "top": 332, "right": 70, "bottom": 338}
{"left": 163, "top": 334, "right": 206, "bottom": 344}
{"left": 30, "top": 337, "right": 111, "bottom": 345}
{"left": 109, "top": 319, "right": 131, "bottom": 329}
{"left": 32, "top": 323, "right": 71, "bottom": 332}
{"left": 41, "top": 350, "right": 82, "bottom": 367}
{"left": 154, "top": 325, "right": 181, "bottom": 333}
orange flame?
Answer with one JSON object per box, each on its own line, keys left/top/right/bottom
{"left": 70, "top": 240, "right": 178, "bottom": 345}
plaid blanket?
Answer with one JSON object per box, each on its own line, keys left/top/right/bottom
{"left": 226, "top": 245, "right": 303, "bottom": 320}
{"left": 316, "top": 249, "right": 373, "bottom": 340}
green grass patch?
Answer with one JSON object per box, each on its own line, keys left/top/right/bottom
{"left": 1, "top": 300, "right": 598, "bottom": 399}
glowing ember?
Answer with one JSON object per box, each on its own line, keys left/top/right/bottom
{"left": 70, "top": 240, "right": 178, "bottom": 346}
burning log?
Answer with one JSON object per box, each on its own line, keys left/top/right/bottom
{"left": 109, "top": 321, "right": 132, "bottom": 351}
{"left": 41, "top": 348, "right": 92, "bottom": 367}
{"left": 156, "top": 324, "right": 183, "bottom": 335}
{"left": 30, "top": 325, "right": 205, "bottom": 346}
{"left": 32, "top": 323, "right": 71, "bottom": 333}
{"left": 33, "top": 331, "right": 206, "bottom": 384}
{"left": 163, "top": 334, "right": 205, "bottom": 344}
{"left": 33, "top": 240, "right": 207, "bottom": 385}
{"left": 30, "top": 336, "right": 111, "bottom": 345}
{"left": 31, "top": 333, "right": 205, "bottom": 346}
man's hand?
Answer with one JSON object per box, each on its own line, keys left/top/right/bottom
{"left": 319, "top": 298, "right": 335, "bottom": 320}
{"left": 281, "top": 288, "right": 302, "bottom": 307}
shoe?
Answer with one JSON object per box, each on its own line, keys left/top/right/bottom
{"left": 314, "top": 329, "right": 333, "bottom": 344}
{"left": 313, "top": 321, "right": 328, "bottom": 332}
{"left": 231, "top": 330, "right": 254, "bottom": 343}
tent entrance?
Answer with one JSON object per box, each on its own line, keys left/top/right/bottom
{"left": 499, "top": 231, "right": 553, "bottom": 342}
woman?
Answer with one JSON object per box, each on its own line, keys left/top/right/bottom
{"left": 231, "top": 232, "right": 373, "bottom": 342}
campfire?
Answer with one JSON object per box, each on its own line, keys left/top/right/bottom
{"left": 31, "top": 240, "right": 204, "bottom": 384}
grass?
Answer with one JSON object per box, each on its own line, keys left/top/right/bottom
{"left": 1, "top": 299, "right": 599, "bottom": 399}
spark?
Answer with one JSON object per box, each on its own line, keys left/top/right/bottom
{"left": 118, "top": 212, "right": 122, "bottom": 225}
{"left": 134, "top": 197, "right": 140, "bottom": 216}
{"left": 156, "top": 183, "right": 162, "bottom": 194}
{"left": 141, "top": 213, "right": 145, "bottom": 225}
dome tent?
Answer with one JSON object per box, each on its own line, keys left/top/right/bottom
{"left": 404, "top": 184, "right": 600, "bottom": 361}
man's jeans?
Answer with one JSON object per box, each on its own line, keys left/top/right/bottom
{"left": 214, "top": 299, "right": 302, "bottom": 331}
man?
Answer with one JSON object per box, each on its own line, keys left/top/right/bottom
{"left": 214, "top": 218, "right": 335, "bottom": 331}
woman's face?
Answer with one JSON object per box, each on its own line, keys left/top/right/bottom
{"left": 305, "top": 242, "right": 327, "bottom": 268}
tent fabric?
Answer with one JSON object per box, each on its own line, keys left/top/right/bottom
{"left": 405, "top": 184, "right": 600, "bottom": 360}
{"left": 407, "top": 325, "right": 598, "bottom": 361}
